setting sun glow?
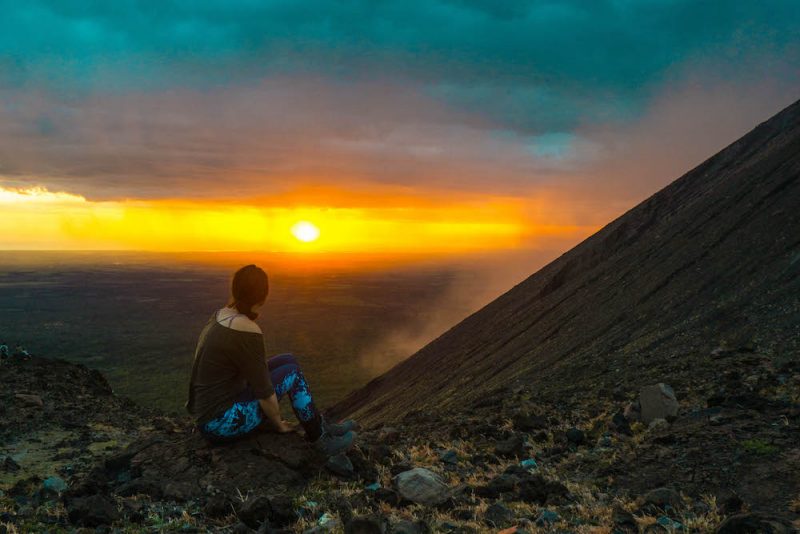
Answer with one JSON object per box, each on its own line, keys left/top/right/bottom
{"left": 0, "top": 184, "right": 602, "bottom": 256}
{"left": 291, "top": 221, "right": 321, "bottom": 243}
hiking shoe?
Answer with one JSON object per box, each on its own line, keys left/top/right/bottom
{"left": 314, "top": 430, "right": 356, "bottom": 456}
{"left": 322, "top": 415, "right": 358, "bottom": 436}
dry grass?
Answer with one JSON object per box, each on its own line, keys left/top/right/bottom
{"left": 789, "top": 494, "right": 800, "bottom": 514}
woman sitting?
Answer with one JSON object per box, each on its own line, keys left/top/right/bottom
{"left": 186, "top": 264, "right": 356, "bottom": 456}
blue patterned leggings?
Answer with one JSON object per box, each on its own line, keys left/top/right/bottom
{"left": 200, "top": 353, "right": 321, "bottom": 442}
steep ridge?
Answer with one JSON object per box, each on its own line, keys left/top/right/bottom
{"left": 333, "top": 97, "right": 800, "bottom": 426}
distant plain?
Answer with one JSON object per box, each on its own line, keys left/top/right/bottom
{"left": 0, "top": 249, "right": 554, "bottom": 413}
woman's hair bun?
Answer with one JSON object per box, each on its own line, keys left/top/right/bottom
{"left": 229, "top": 264, "right": 269, "bottom": 320}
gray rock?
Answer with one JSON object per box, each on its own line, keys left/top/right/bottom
{"left": 612, "top": 506, "right": 637, "bottom": 531}
{"left": 345, "top": 515, "right": 385, "bottom": 534}
{"left": 238, "top": 495, "right": 272, "bottom": 529}
{"left": 326, "top": 453, "right": 355, "bottom": 478}
{"left": 495, "top": 434, "right": 526, "bottom": 458}
{"left": 391, "top": 519, "right": 428, "bottom": 534}
{"left": 512, "top": 412, "right": 548, "bottom": 431}
{"left": 639, "top": 383, "right": 679, "bottom": 424}
{"left": 536, "top": 509, "right": 559, "bottom": 526}
{"left": 42, "top": 476, "right": 68, "bottom": 494}
{"left": 476, "top": 473, "right": 518, "bottom": 498}
{"left": 643, "top": 487, "right": 682, "bottom": 510}
{"left": 394, "top": 468, "right": 450, "bottom": 506}
{"left": 484, "top": 502, "right": 515, "bottom": 528}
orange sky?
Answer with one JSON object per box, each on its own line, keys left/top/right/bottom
{"left": 0, "top": 183, "right": 600, "bottom": 256}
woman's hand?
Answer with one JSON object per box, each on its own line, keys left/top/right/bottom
{"left": 258, "top": 394, "right": 295, "bottom": 433}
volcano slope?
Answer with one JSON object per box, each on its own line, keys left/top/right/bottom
{"left": 333, "top": 99, "right": 800, "bottom": 516}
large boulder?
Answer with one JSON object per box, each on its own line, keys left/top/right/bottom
{"left": 394, "top": 468, "right": 450, "bottom": 506}
{"left": 639, "top": 383, "right": 679, "bottom": 424}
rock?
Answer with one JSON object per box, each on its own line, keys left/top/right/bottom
{"left": 716, "top": 494, "right": 745, "bottom": 515}
{"left": 535, "top": 509, "right": 559, "bottom": 526}
{"left": 162, "top": 481, "right": 194, "bottom": 501}
{"left": 438, "top": 449, "right": 458, "bottom": 465}
{"left": 639, "top": 383, "right": 679, "bottom": 424}
{"left": 495, "top": 434, "right": 526, "bottom": 458}
{"left": 373, "top": 488, "right": 400, "bottom": 507}
{"left": 453, "top": 508, "right": 475, "bottom": 521}
{"left": 232, "top": 521, "right": 254, "bottom": 533}
{"left": 391, "top": 519, "right": 428, "bottom": 534}
{"left": 394, "top": 468, "right": 450, "bottom": 506}
{"left": 512, "top": 412, "right": 548, "bottom": 431}
{"left": 347, "top": 447, "right": 380, "bottom": 483}
{"left": 611, "top": 411, "right": 633, "bottom": 435}
{"left": 648, "top": 418, "right": 670, "bottom": 431}
{"left": 238, "top": 495, "right": 272, "bottom": 529}
{"left": 326, "top": 454, "right": 355, "bottom": 478}
{"left": 517, "top": 474, "right": 569, "bottom": 505}
{"left": 389, "top": 461, "right": 414, "bottom": 477}
{"left": 65, "top": 494, "right": 120, "bottom": 527}
{"left": 612, "top": 506, "right": 638, "bottom": 532}
{"left": 475, "top": 473, "right": 518, "bottom": 498}
{"left": 203, "top": 495, "right": 231, "bottom": 518}
{"left": 565, "top": 427, "right": 585, "bottom": 445}
{"left": 345, "top": 515, "right": 385, "bottom": 534}
{"left": 369, "top": 444, "right": 393, "bottom": 464}
{"left": 14, "top": 393, "right": 43, "bottom": 407}
{"left": 520, "top": 458, "right": 538, "bottom": 469}
{"left": 121, "top": 497, "right": 146, "bottom": 523}
{"left": 1, "top": 456, "right": 20, "bottom": 472}
{"left": 42, "top": 476, "right": 68, "bottom": 494}
{"left": 114, "top": 477, "right": 163, "bottom": 499}
{"left": 484, "top": 502, "right": 515, "bottom": 528}
{"left": 269, "top": 494, "right": 296, "bottom": 527}
{"left": 657, "top": 516, "right": 684, "bottom": 530}
{"left": 643, "top": 487, "right": 682, "bottom": 511}
{"left": 716, "top": 513, "right": 789, "bottom": 533}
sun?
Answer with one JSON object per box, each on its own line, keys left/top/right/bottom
{"left": 290, "top": 220, "right": 321, "bottom": 243}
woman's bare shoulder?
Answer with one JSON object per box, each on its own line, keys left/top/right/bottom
{"left": 228, "top": 315, "right": 263, "bottom": 334}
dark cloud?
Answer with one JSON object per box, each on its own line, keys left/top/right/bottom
{"left": 0, "top": 1, "right": 797, "bottom": 202}
{"left": 2, "top": 1, "right": 798, "bottom": 128}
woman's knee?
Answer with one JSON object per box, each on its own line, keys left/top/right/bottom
{"left": 270, "top": 362, "right": 301, "bottom": 394}
{"left": 268, "top": 352, "right": 298, "bottom": 370}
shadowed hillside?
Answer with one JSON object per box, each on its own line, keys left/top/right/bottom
{"left": 334, "top": 98, "right": 800, "bottom": 426}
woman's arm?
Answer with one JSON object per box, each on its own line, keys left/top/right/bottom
{"left": 258, "top": 393, "right": 293, "bottom": 433}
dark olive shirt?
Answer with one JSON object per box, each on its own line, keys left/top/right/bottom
{"left": 186, "top": 312, "right": 273, "bottom": 425}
